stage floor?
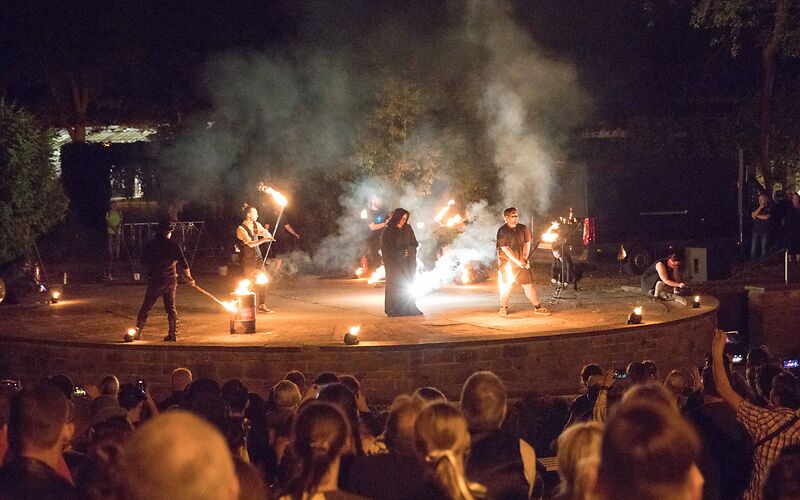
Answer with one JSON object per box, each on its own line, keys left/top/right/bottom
{"left": 0, "top": 275, "right": 715, "bottom": 347}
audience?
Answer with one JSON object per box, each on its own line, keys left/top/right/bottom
{"left": 344, "top": 395, "right": 426, "bottom": 499}
{"left": 123, "top": 411, "right": 240, "bottom": 500}
{"left": 460, "top": 371, "right": 536, "bottom": 499}
{"left": 711, "top": 330, "right": 800, "bottom": 500}
{"left": 594, "top": 401, "right": 703, "bottom": 500}
{"left": 277, "top": 401, "right": 360, "bottom": 499}
{"left": 0, "top": 384, "right": 79, "bottom": 499}
{"left": 554, "top": 421, "right": 603, "bottom": 500}
{"left": 3, "top": 333, "right": 798, "bottom": 500}
{"left": 415, "top": 401, "right": 486, "bottom": 500}
{"left": 157, "top": 367, "right": 192, "bottom": 410}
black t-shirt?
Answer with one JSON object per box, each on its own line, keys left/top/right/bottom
{"left": 496, "top": 224, "right": 532, "bottom": 265}
{"left": 141, "top": 235, "right": 189, "bottom": 279}
{"left": 753, "top": 204, "right": 773, "bottom": 234}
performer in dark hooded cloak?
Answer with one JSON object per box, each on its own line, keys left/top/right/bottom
{"left": 380, "top": 208, "right": 423, "bottom": 317}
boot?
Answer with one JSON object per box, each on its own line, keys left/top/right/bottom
{"left": 134, "top": 327, "right": 142, "bottom": 341}
{"left": 163, "top": 334, "right": 177, "bottom": 342}
{"left": 164, "top": 316, "right": 177, "bottom": 342}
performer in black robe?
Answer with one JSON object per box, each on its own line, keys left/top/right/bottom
{"left": 380, "top": 208, "right": 423, "bottom": 317}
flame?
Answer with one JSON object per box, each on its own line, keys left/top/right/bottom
{"left": 127, "top": 328, "right": 137, "bottom": 335}
{"left": 541, "top": 221, "right": 560, "bottom": 243}
{"left": 264, "top": 186, "right": 288, "bottom": 207}
{"left": 349, "top": 325, "right": 361, "bottom": 336}
{"left": 618, "top": 245, "right": 627, "bottom": 261}
{"left": 633, "top": 306, "right": 643, "bottom": 316}
{"left": 434, "top": 199, "right": 455, "bottom": 223}
{"left": 498, "top": 262, "right": 515, "bottom": 294}
{"left": 367, "top": 265, "right": 385, "bottom": 285}
{"left": 360, "top": 209, "right": 368, "bottom": 219}
{"left": 256, "top": 272, "right": 269, "bottom": 285}
{"left": 355, "top": 266, "right": 364, "bottom": 277}
{"left": 416, "top": 222, "right": 425, "bottom": 229}
{"left": 52, "top": 291, "right": 60, "bottom": 299}
{"left": 461, "top": 268, "right": 470, "bottom": 284}
{"left": 235, "top": 279, "right": 252, "bottom": 295}
{"left": 223, "top": 301, "right": 238, "bottom": 313}
{"left": 446, "top": 214, "right": 463, "bottom": 227}
{"left": 694, "top": 296, "right": 700, "bottom": 303}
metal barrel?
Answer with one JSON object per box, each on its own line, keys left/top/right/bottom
{"left": 229, "top": 292, "right": 256, "bottom": 334}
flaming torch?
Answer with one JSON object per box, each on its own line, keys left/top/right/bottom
{"left": 445, "top": 214, "right": 463, "bottom": 227}
{"left": 433, "top": 200, "right": 455, "bottom": 224}
{"left": 259, "top": 185, "right": 288, "bottom": 266}
{"left": 541, "top": 222, "right": 560, "bottom": 244}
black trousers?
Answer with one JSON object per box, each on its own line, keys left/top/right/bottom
{"left": 136, "top": 278, "right": 178, "bottom": 334}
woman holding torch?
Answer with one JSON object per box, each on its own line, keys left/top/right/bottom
{"left": 237, "top": 204, "right": 274, "bottom": 313}
{"left": 380, "top": 208, "right": 423, "bottom": 317}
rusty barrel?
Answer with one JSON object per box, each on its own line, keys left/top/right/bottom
{"left": 230, "top": 292, "right": 256, "bottom": 334}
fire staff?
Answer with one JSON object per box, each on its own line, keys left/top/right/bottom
{"left": 496, "top": 207, "right": 550, "bottom": 317}
{"left": 132, "top": 221, "right": 195, "bottom": 342}
{"left": 237, "top": 203, "right": 274, "bottom": 313}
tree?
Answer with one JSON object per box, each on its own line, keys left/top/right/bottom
{"left": 692, "top": 0, "right": 800, "bottom": 192}
{"left": 0, "top": 101, "right": 69, "bottom": 264}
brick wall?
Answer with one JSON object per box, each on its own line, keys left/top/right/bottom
{"left": 747, "top": 285, "right": 800, "bottom": 358}
{"left": 0, "top": 311, "right": 717, "bottom": 404}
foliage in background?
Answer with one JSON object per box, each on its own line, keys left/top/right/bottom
{"left": 0, "top": 101, "right": 68, "bottom": 264}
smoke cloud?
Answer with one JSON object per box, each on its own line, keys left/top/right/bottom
{"left": 159, "top": 0, "right": 591, "bottom": 286}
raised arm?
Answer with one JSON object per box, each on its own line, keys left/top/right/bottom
{"left": 711, "top": 329, "right": 744, "bottom": 410}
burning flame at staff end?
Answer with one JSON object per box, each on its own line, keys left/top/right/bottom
{"left": 541, "top": 222, "right": 560, "bottom": 243}
{"left": 264, "top": 186, "right": 288, "bottom": 207}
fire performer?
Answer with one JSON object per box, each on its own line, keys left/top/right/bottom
{"left": 381, "top": 208, "right": 423, "bottom": 317}
{"left": 237, "top": 204, "right": 275, "bottom": 313}
{"left": 365, "top": 194, "right": 389, "bottom": 274}
{"left": 496, "top": 207, "right": 550, "bottom": 317}
{"left": 132, "top": 221, "right": 195, "bottom": 342}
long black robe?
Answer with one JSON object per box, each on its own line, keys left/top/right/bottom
{"left": 380, "top": 224, "right": 423, "bottom": 317}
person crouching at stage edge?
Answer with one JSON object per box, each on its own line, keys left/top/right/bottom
{"left": 381, "top": 208, "right": 423, "bottom": 317}
{"left": 237, "top": 203, "right": 274, "bottom": 313}
{"left": 640, "top": 249, "right": 686, "bottom": 299}
{"left": 133, "top": 221, "right": 195, "bottom": 342}
{"left": 496, "top": 207, "right": 550, "bottom": 317}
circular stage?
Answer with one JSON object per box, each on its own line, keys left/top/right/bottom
{"left": 0, "top": 275, "right": 717, "bottom": 402}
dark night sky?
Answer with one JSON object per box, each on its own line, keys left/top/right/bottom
{"left": 0, "top": 0, "right": 764, "bottom": 127}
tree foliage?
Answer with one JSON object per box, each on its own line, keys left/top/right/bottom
{"left": 0, "top": 101, "right": 68, "bottom": 264}
{"left": 692, "top": 0, "right": 800, "bottom": 191}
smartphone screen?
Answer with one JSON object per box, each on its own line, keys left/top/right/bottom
{"left": 783, "top": 359, "right": 799, "bottom": 369}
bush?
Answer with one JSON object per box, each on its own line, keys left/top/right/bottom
{"left": 0, "top": 101, "right": 69, "bottom": 264}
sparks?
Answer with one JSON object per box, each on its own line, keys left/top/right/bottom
{"left": 367, "top": 265, "right": 385, "bottom": 285}
{"left": 235, "top": 279, "right": 252, "bottom": 295}
{"left": 433, "top": 199, "right": 456, "bottom": 223}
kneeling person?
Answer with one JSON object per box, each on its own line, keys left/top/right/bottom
{"left": 640, "top": 250, "right": 685, "bottom": 299}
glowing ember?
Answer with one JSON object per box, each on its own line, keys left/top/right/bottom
{"left": 360, "top": 209, "right": 368, "bottom": 219}
{"left": 633, "top": 306, "right": 643, "bottom": 316}
{"left": 367, "top": 265, "right": 385, "bottom": 285}
{"left": 497, "top": 262, "right": 515, "bottom": 294}
{"left": 433, "top": 199, "right": 455, "bottom": 223}
{"left": 255, "top": 272, "right": 269, "bottom": 285}
{"left": 446, "top": 214, "right": 463, "bottom": 227}
{"left": 223, "top": 301, "right": 238, "bottom": 313}
{"left": 541, "top": 221, "right": 560, "bottom": 243}
{"left": 264, "top": 186, "right": 288, "bottom": 207}
{"left": 235, "top": 279, "right": 252, "bottom": 295}
{"left": 349, "top": 325, "right": 361, "bottom": 336}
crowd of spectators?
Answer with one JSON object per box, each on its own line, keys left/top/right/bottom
{"left": 1, "top": 331, "right": 799, "bottom": 499}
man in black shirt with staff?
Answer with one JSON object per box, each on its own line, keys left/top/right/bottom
{"left": 496, "top": 207, "right": 550, "bottom": 317}
{"left": 131, "top": 221, "right": 195, "bottom": 342}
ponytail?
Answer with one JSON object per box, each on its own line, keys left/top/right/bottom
{"left": 426, "top": 450, "right": 475, "bottom": 500}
